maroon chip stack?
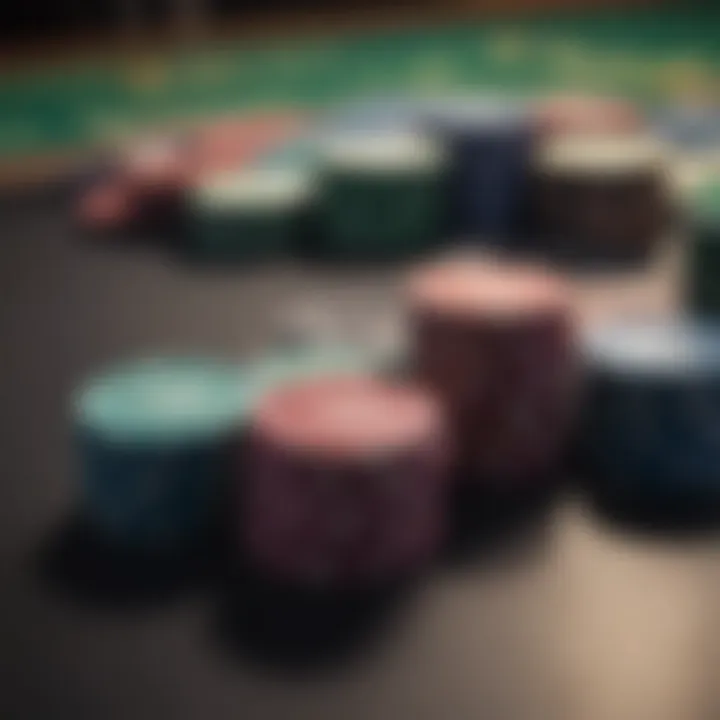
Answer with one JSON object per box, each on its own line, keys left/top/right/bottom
{"left": 77, "top": 137, "right": 189, "bottom": 232}
{"left": 242, "top": 376, "right": 448, "bottom": 587}
{"left": 405, "top": 257, "right": 579, "bottom": 484}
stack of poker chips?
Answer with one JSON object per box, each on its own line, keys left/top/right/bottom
{"left": 581, "top": 321, "right": 720, "bottom": 510}
{"left": 425, "top": 99, "right": 534, "bottom": 242}
{"left": 315, "top": 130, "right": 446, "bottom": 260}
{"left": 243, "top": 376, "right": 448, "bottom": 586}
{"left": 77, "top": 136, "right": 190, "bottom": 233}
{"left": 188, "top": 168, "right": 314, "bottom": 261}
{"left": 74, "top": 357, "right": 249, "bottom": 551}
{"left": 685, "top": 176, "right": 720, "bottom": 317}
{"left": 404, "top": 255, "right": 580, "bottom": 484}
{"left": 578, "top": 172, "right": 720, "bottom": 512}
{"left": 530, "top": 133, "right": 671, "bottom": 264}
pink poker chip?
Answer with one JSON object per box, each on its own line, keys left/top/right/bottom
{"left": 532, "top": 94, "right": 643, "bottom": 137}
{"left": 242, "top": 375, "right": 448, "bottom": 586}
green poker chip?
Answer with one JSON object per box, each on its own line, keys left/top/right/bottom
{"left": 687, "top": 176, "right": 720, "bottom": 318}
{"left": 188, "top": 168, "right": 315, "bottom": 261}
{"left": 315, "top": 131, "right": 446, "bottom": 260}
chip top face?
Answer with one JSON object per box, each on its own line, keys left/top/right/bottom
{"left": 533, "top": 94, "right": 642, "bottom": 134}
{"left": 253, "top": 375, "right": 441, "bottom": 458}
{"left": 537, "top": 134, "right": 667, "bottom": 176}
{"left": 584, "top": 320, "right": 720, "bottom": 378}
{"left": 75, "top": 356, "right": 249, "bottom": 444}
{"left": 423, "top": 95, "right": 529, "bottom": 134}
{"left": 405, "top": 257, "right": 570, "bottom": 321}
{"left": 689, "top": 176, "right": 720, "bottom": 225}
{"left": 321, "top": 131, "right": 444, "bottom": 174}
{"left": 193, "top": 168, "right": 313, "bottom": 211}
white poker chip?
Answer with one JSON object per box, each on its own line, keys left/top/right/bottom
{"left": 320, "top": 130, "right": 444, "bottom": 175}
{"left": 193, "top": 168, "right": 315, "bottom": 211}
{"left": 537, "top": 134, "right": 668, "bottom": 176}
{"left": 584, "top": 320, "right": 720, "bottom": 379}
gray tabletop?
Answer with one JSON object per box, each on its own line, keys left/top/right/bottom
{"left": 0, "top": 188, "right": 718, "bottom": 720}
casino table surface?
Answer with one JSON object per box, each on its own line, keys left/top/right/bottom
{"left": 1, "top": 180, "right": 720, "bottom": 720}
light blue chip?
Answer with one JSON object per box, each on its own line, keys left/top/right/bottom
{"left": 75, "top": 355, "right": 252, "bottom": 445}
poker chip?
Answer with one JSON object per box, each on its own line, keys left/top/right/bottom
{"left": 405, "top": 256, "right": 579, "bottom": 482}
{"left": 319, "top": 96, "right": 425, "bottom": 136}
{"left": 686, "top": 176, "right": 720, "bottom": 317}
{"left": 76, "top": 178, "right": 138, "bottom": 232}
{"left": 652, "top": 105, "right": 720, "bottom": 154}
{"left": 532, "top": 94, "right": 643, "bottom": 137}
{"left": 315, "top": 130, "right": 446, "bottom": 260}
{"left": 188, "top": 167, "right": 314, "bottom": 261}
{"left": 74, "top": 356, "right": 249, "bottom": 550}
{"left": 424, "top": 98, "right": 533, "bottom": 241}
{"left": 531, "top": 133, "right": 671, "bottom": 263}
{"left": 243, "top": 376, "right": 447, "bottom": 586}
{"left": 582, "top": 320, "right": 720, "bottom": 503}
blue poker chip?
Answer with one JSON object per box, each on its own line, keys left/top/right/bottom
{"left": 421, "top": 95, "right": 530, "bottom": 134}
{"left": 581, "top": 320, "right": 720, "bottom": 501}
{"left": 585, "top": 320, "right": 720, "bottom": 380}
{"left": 652, "top": 105, "right": 720, "bottom": 153}
{"left": 423, "top": 96, "right": 532, "bottom": 241}
{"left": 74, "top": 356, "right": 251, "bottom": 550}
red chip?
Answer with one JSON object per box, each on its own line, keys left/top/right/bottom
{"left": 242, "top": 376, "right": 448, "bottom": 586}
{"left": 79, "top": 112, "right": 307, "bottom": 233}
{"left": 533, "top": 94, "right": 643, "bottom": 137}
{"left": 120, "top": 138, "right": 189, "bottom": 196}
{"left": 406, "top": 258, "right": 579, "bottom": 483}
{"left": 77, "top": 180, "right": 137, "bottom": 230}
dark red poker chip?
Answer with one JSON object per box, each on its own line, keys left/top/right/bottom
{"left": 405, "top": 257, "right": 580, "bottom": 483}
{"left": 76, "top": 178, "right": 138, "bottom": 231}
{"left": 242, "top": 376, "right": 448, "bottom": 586}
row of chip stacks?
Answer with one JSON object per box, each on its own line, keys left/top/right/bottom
{"left": 77, "top": 93, "right": 677, "bottom": 268}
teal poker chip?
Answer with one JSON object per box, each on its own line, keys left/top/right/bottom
{"left": 188, "top": 168, "right": 315, "bottom": 261}
{"left": 581, "top": 320, "right": 720, "bottom": 502}
{"left": 315, "top": 130, "right": 446, "bottom": 260}
{"left": 74, "top": 356, "right": 251, "bottom": 550}
{"left": 75, "top": 356, "right": 249, "bottom": 444}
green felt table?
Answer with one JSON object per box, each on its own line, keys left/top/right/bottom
{"left": 0, "top": 3, "right": 719, "bottom": 169}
